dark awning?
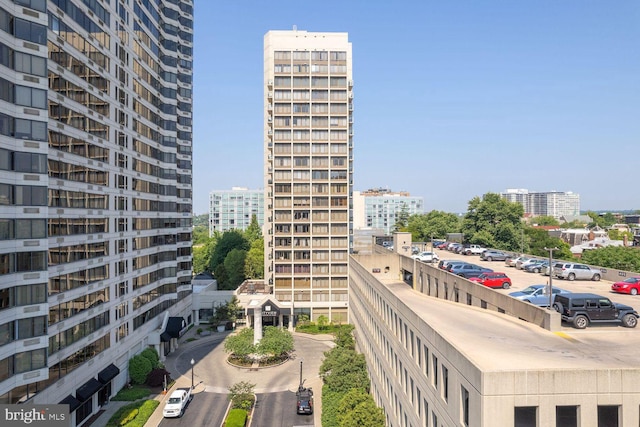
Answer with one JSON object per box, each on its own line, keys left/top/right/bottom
{"left": 76, "top": 378, "right": 102, "bottom": 402}
{"left": 59, "top": 394, "right": 81, "bottom": 412}
{"left": 160, "top": 331, "right": 172, "bottom": 342}
{"left": 165, "top": 317, "right": 185, "bottom": 338}
{"left": 98, "top": 364, "right": 120, "bottom": 384}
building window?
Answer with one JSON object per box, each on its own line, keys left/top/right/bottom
{"left": 442, "top": 365, "right": 448, "bottom": 401}
{"left": 432, "top": 355, "right": 438, "bottom": 389}
{"left": 598, "top": 405, "right": 619, "bottom": 427}
{"left": 515, "top": 406, "right": 537, "bottom": 427}
{"left": 556, "top": 406, "right": 578, "bottom": 427}
{"left": 461, "top": 386, "right": 469, "bottom": 426}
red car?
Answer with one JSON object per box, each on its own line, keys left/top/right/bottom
{"left": 611, "top": 277, "right": 640, "bottom": 295}
{"left": 469, "top": 272, "right": 512, "bottom": 289}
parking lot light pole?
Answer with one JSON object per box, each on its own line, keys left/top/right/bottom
{"left": 190, "top": 358, "right": 195, "bottom": 390}
{"left": 544, "top": 247, "right": 559, "bottom": 309}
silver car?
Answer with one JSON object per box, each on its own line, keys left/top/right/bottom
{"left": 553, "top": 263, "right": 602, "bottom": 281}
{"left": 509, "top": 285, "right": 572, "bottom": 307}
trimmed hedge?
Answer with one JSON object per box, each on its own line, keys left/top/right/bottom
{"left": 107, "top": 400, "right": 159, "bottom": 427}
{"left": 110, "top": 385, "right": 151, "bottom": 401}
{"left": 224, "top": 408, "right": 247, "bottom": 427}
{"left": 140, "top": 348, "right": 160, "bottom": 368}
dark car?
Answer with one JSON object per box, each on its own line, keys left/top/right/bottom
{"left": 553, "top": 293, "right": 639, "bottom": 329}
{"left": 450, "top": 263, "right": 493, "bottom": 279}
{"left": 480, "top": 250, "right": 510, "bottom": 262}
{"left": 296, "top": 388, "right": 314, "bottom": 414}
{"left": 445, "top": 261, "right": 470, "bottom": 272}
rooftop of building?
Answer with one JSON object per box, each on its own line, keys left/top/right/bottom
{"left": 376, "top": 275, "right": 640, "bottom": 372}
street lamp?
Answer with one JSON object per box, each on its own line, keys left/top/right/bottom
{"left": 544, "top": 247, "right": 558, "bottom": 309}
{"left": 190, "top": 358, "right": 195, "bottom": 390}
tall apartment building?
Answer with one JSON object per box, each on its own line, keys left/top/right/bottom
{"left": 208, "top": 187, "right": 264, "bottom": 235}
{"left": 0, "top": 1, "right": 193, "bottom": 424}
{"left": 501, "top": 189, "right": 580, "bottom": 219}
{"left": 264, "top": 30, "right": 353, "bottom": 323}
{"left": 353, "top": 188, "right": 424, "bottom": 235}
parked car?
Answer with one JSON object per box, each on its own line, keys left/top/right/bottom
{"left": 450, "top": 263, "right": 493, "bottom": 279}
{"left": 163, "top": 388, "right": 192, "bottom": 418}
{"left": 481, "top": 250, "right": 509, "bottom": 262}
{"left": 296, "top": 387, "right": 314, "bottom": 414}
{"left": 469, "top": 272, "right": 512, "bottom": 289}
{"left": 463, "top": 244, "right": 487, "bottom": 255}
{"left": 611, "top": 277, "right": 640, "bottom": 295}
{"left": 518, "top": 258, "right": 544, "bottom": 270}
{"left": 452, "top": 244, "right": 465, "bottom": 254}
{"left": 509, "top": 284, "right": 571, "bottom": 307}
{"left": 436, "top": 242, "right": 449, "bottom": 249}
{"left": 553, "top": 263, "right": 602, "bottom": 281}
{"left": 553, "top": 293, "right": 639, "bottom": 329}
{"left": 505, "top": 256, "right": 527, "bottom": 268}
{"left": 445, "top": 261, "right": 471, "bottom": 272}
{"left": 514, "top": 257, "right": 533, "bottom": 269}
{"left": 412, "top": 251, "right": 439, "bottom": 262}
{"left": 524, "top": 261, "right": 549, "bottom": 274}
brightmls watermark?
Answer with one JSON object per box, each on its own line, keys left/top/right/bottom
{"left": 0, "top": 405, "right": 69, "bottom": 426}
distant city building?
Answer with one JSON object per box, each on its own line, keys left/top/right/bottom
{"left": 353, "top": 188, "right": 424, "bottom": 235}
{"left": 209, "top": 187, "right": 264, "bottom": 235}
{"left": 501, "top": 189, "right": 580, "bottom": 219}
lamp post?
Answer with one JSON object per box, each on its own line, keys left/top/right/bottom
{"left": 190, "top": 358, "right": 195, "bottom": 390}
{"left": 544, "top": 247, "right": 558, "bottom": 309}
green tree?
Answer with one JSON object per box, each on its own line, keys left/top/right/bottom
{"left": 320, "top": 347, "right": 370, "bottom": 393}
{"left": 531, "top": 215, "right": 560, "bottom": 226}
{"left": 214, "top": 263, "right": 228, "bottom": 288}
{"left": 462, "top": 193, "right": 524, "bottom": 251}
{"left": 333, "top": 325, "right": 355, "bottom": 350}
{"left": 128, "top": 354, "right": 152, "bottom": 384}
{"left": 210, "top": 230, "right": 249, "bottom": 272}
{"left": 140, "top": 348, "right": 160, "bottom": 369}
{"left": 192, "top": 213, "right": 209, "bottom": 227}
{"left": 317, "top": 315, "right": 329, "bottom": 331}
{"left": 525, "top": 227, "right": 573, "bottom": 260}
{"left": 581, "top": 246, "right": 640, "bottom": 271}
{"left": 406, "top": 210, "right": 461, "bottom": 242}
{"left": 244, "top": 214, "right": 262, "bottom": 244}
{"left": 244, "top": 238, "right": 264, "bottom": 279}
{"left": 257, "top": 326, "right": 294, "bottom": 356}
{"left": 336, "top": 388, "right": 370, "bottom": 426}
{"left": 393, "top": 203, "right": 410, "bottom": 232}
{"left": 228, "top": 381, "right": 255, "bottom": 411}
{"left": 224, "top": 328, "right": 255, "bottom": 358}
{"left": 222, "top": 248, "right": 247, "bottom": 290}
{"left": 340, "top": 399, "right": 385, "bottom": 427}
{"left": 192, "top": 225, "right": 209, "bottom": 245}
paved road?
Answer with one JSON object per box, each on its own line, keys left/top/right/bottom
{"left": 434, "top": 248, "right": 640, "bottom": 331}
{"left": 151, "top": 331, "right": 332, "bottom": 427}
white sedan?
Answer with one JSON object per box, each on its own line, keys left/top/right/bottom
{"left": 412, "top": 251, "right": 439, "bottom": 262}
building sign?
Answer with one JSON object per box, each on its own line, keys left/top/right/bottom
{"left": 262, "top": 305, "right": 279, "bottom": 317}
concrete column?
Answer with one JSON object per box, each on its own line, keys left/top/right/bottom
{"left": 253, "top": 307, "right": 263, "bottom": 345}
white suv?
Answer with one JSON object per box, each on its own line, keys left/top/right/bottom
{"left": 553, "top": 263, "right": 602, "bottom": 281}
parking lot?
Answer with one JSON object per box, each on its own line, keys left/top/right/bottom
{"left": 433, "top": 247, "right": 640, "bottom": 331}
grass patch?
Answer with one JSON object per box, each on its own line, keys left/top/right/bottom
{"left": 110, "top": 385, "right": 151, "bottom": 401}
{"left": 185, "top": 337, "right": 197, "bottom": 342}
{"left": 106, "top": 400, "right": 159, "bottom": 427}
{"left": 224, "top": 408, "right": 248, "bottom": 427}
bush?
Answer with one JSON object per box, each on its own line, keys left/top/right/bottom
{"left": 125, "top": 400, "right": 160, "bottom": 427}
{"left": 228, "top": 381, "right": 255, "bottom": 411}
{"left": 140, "top": 348, "right": 160, "bottom": 368}
{"left": 145, "top": 368, "right": 171, "bottom": 387}
{"left": 119, "top": 409, "right": 138, "bottom": 426}
{"left": 128, "top": 355, "right": 152, "bottom": 385}
{"left": 111, "top": 385, "right": 151, "bottom": 401}
{"left": 224, "top": 408, "right": 247, "bottom": 427}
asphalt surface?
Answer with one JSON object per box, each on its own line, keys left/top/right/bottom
{"left": 434, "top": 247, "right": 640, "bottom": 330}
{"left": 153, "top": 330, "right": 334, "bottom": 427}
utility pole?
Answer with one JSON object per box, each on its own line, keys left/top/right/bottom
{"left": 544, "top": 247, "right": 558, "bottom": 309}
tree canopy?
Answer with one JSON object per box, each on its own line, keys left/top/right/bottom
{"left": 406, "top": 210, "right": 461, "bottom": 242}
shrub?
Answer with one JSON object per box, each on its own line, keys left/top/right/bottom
{"left": 128, "top": 355, "right": 152, "bottom": 385}
{"left": 140, "top": 348, "right": 160, "bottom": 368}
{"left": 145, "top": 368, "right": 171, "bottom": 387}
{"left": 119, "top": 408, "right": 138, "bottom": 426}
{"left": 224, "top": 408, "right": 247, "bottom": 427}
{"left": 228, "top": 381, "right": 255, "bottom": 411}
{"left": 197, "top": 328, "right": 203, "bottom": 334}
{"left": 107, "top": 400, "right": 159, "bottom": 427}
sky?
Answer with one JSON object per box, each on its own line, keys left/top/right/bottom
{"left": 192, "top": 1, "right": 640, "bottom": 215}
